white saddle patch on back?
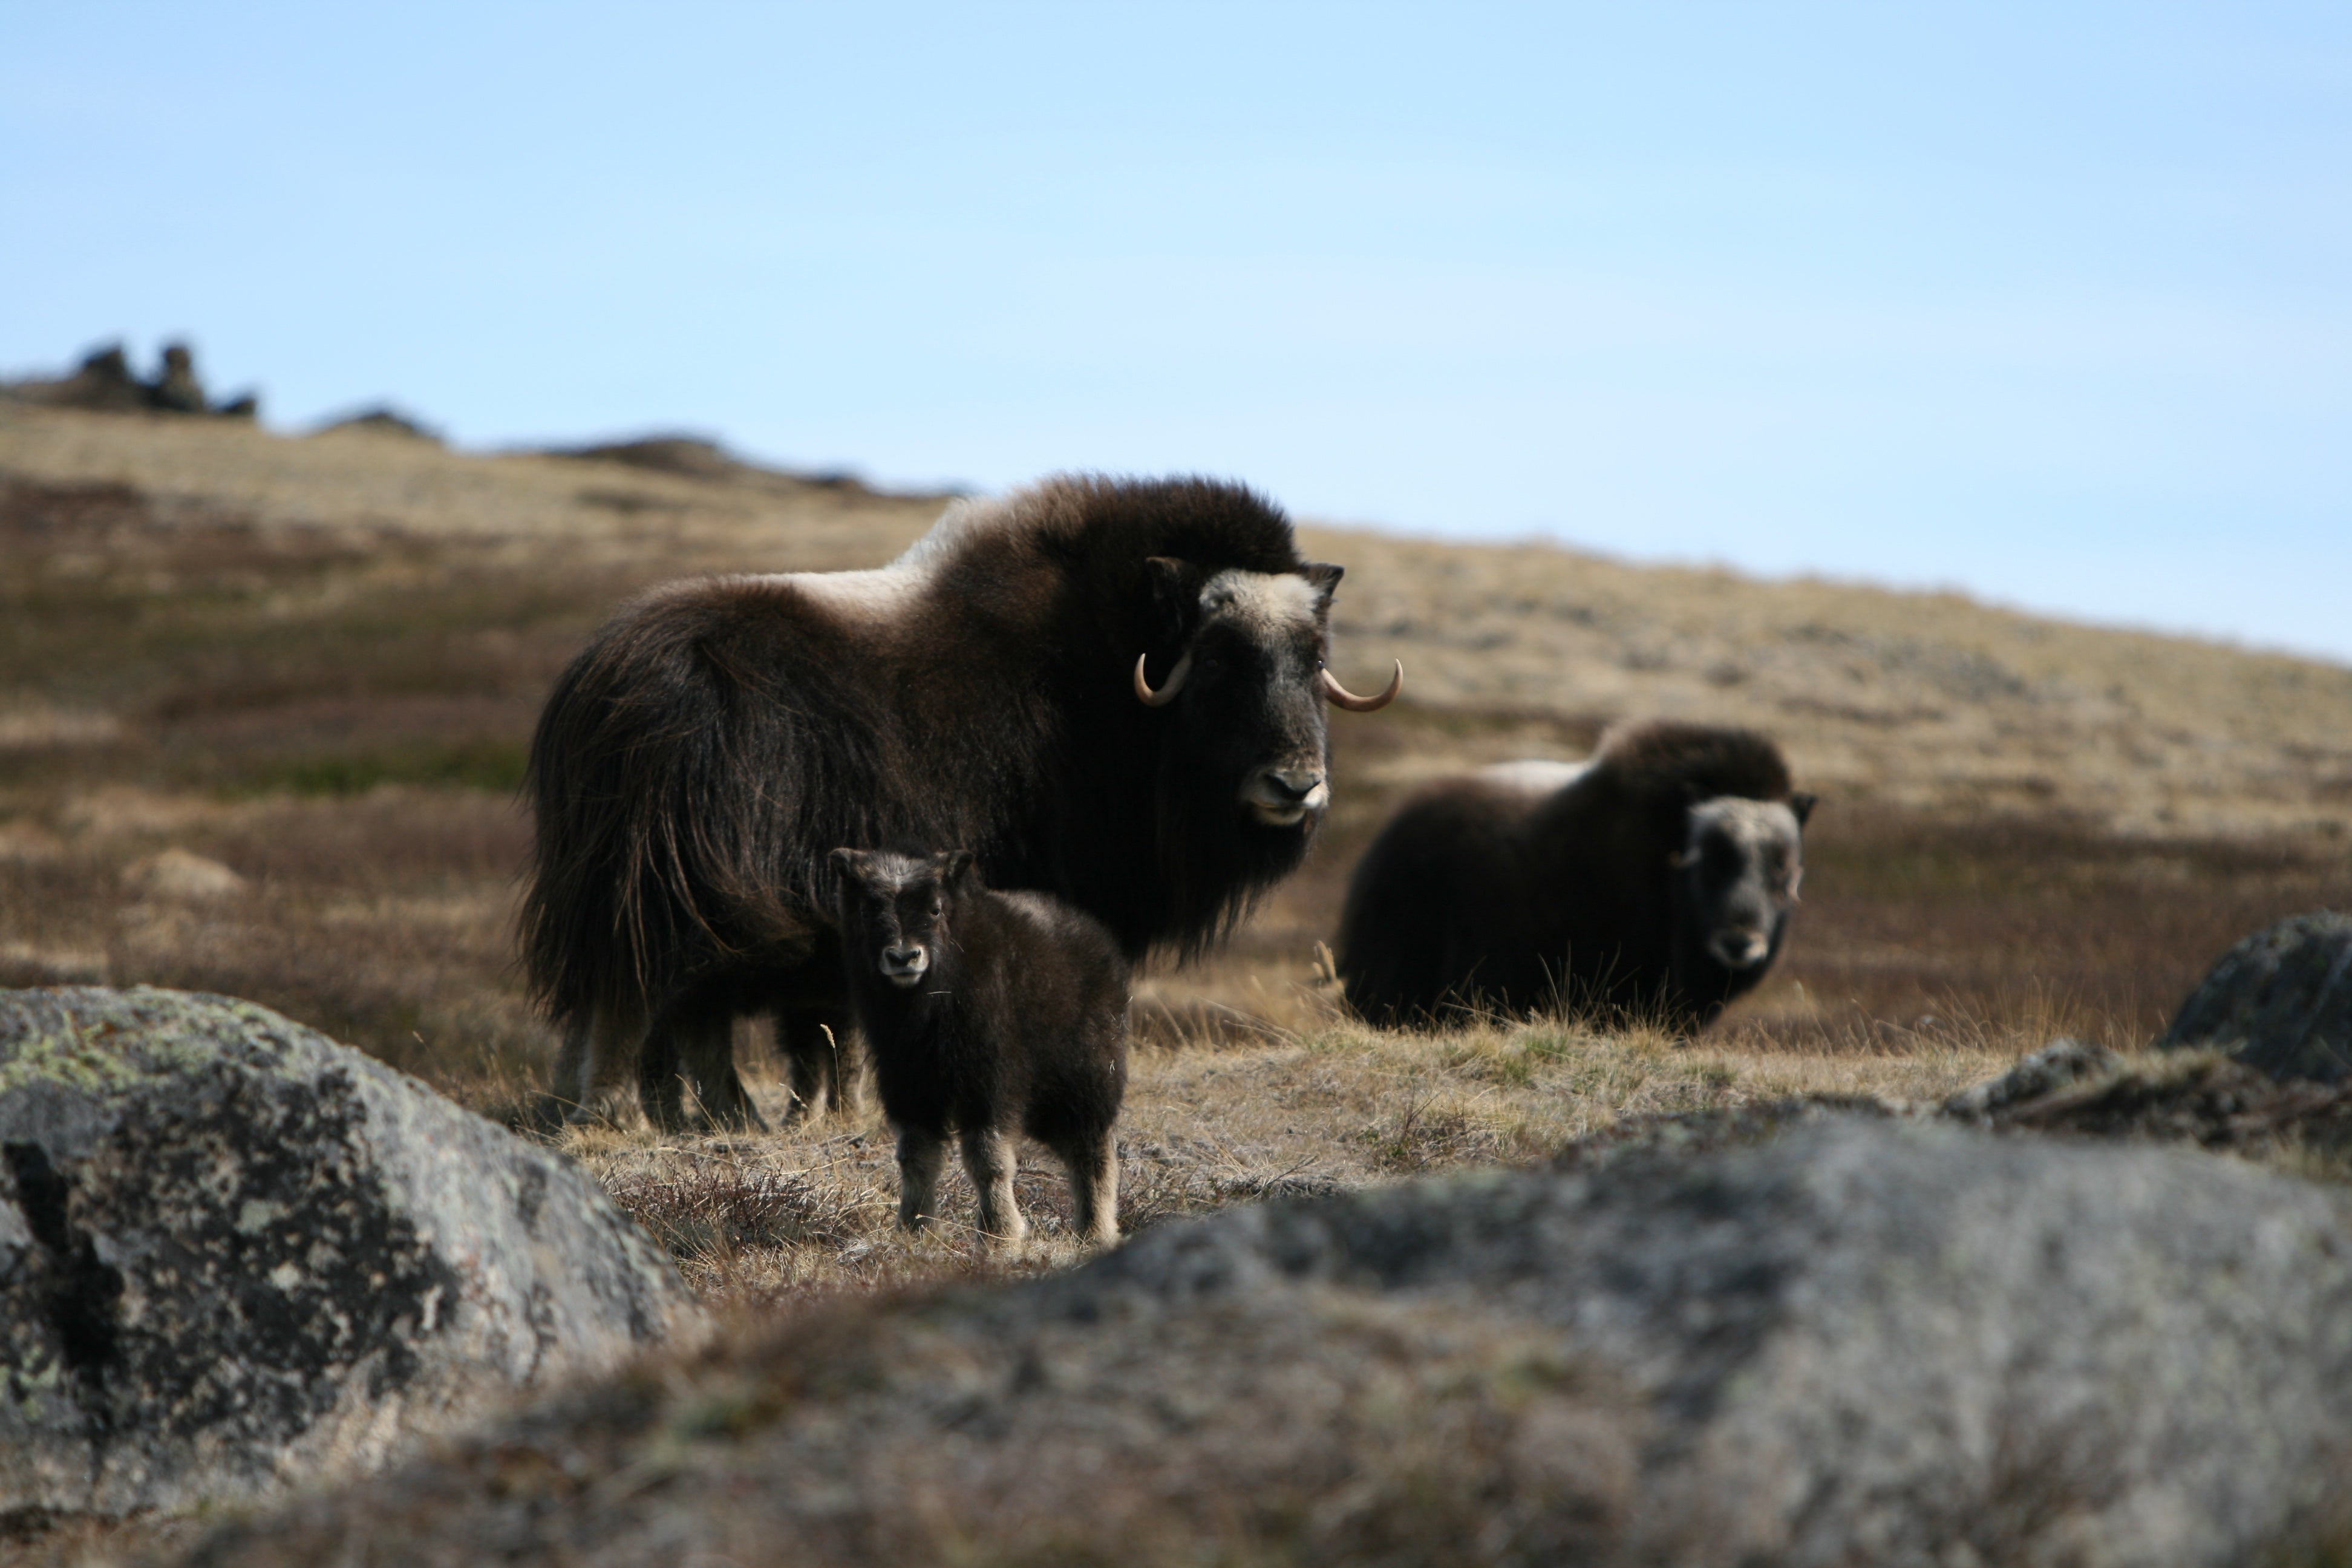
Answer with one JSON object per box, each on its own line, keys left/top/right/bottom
{"left": 741, "top": 493, "right": 996, "bottom": 618}
{"left": 1477, "top": 759, "right": 1592, "bottom": 795}
{"left": 740, "top": 496, "right": 1324, "bottom": 639}
{"left": 761, "top": 564, "right": 926, "bottom": 618}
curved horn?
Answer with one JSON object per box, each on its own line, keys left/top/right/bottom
{"left": 1320, "top": 659, "right": 1403, "bottom": 713}
{"left": 1133, "top": 650, "right": 1193, "bottom": 707}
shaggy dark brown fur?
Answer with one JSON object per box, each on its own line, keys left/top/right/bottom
{"left": 523, "top": 474, "right": 1350, "bottom": 1128}
{"left": 1336, "top": 719, "right": 1814, "bottom": 1032}
{"left": 834, "top": 849, "right": 1128, "bottom": 1243}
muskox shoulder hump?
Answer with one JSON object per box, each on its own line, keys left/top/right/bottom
{"left": 999, "top": 473, "right": 1302, "bottom": 575}
{"left": 1595, "top": 717, "right": 1794, "bottom": 803}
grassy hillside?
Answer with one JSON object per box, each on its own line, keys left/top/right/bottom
{"left": 8, "top": 399, "right": 2352, "bottom": 1567}
{"left": 3, "top": 400, "right": 2349, "bottom": 1308}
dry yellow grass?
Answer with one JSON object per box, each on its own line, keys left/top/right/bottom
{"left": 567, "top": 1006, "right": 2016, "bottom": 1313}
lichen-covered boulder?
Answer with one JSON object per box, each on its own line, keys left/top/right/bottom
{"left": 0, "top": 987, "right": 699, "bottom": 1519}
{"left": 182, "top": 1119, "right": 2352, "bottom": 1568}
{"left": 2158, "top": 910, "right": 2352, "bottom": 1083}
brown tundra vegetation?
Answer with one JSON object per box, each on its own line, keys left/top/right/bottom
{"left": 5, "top": 399, "right": 2352, "bottom": 1563}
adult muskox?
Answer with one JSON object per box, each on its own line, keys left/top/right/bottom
{"left": 1335, "top": 719, "right": 1812, "bottom": 1033}
{"left": 524, "top": 474, "right": 1399, "bottom": 1129}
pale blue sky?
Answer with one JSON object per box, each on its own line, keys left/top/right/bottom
{"left": 5, "top": 4, "right": 2347, "bottom": 659}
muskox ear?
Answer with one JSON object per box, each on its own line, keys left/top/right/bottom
{"left": 935, "top": 849, "right": 977, "bottom": 889}
{"left": 1301, "top": 561, "right": 1344, "bottom": 602}
{"left": 1145, "top": 557, "right": 1204, "bottom": 638}
{"left": 1789, "top": 792, "right": 1818, "bottom": 828}
{"left": 829, "top": 846, "right": 874, "bottom": 889}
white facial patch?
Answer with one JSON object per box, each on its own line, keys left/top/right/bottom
{"left": 1477, "top": 759, "right": 1591, "bottom": 796}
{"left": 1198, "top": 569, "right": 1322, "bottom": 641}
{"left": 1686, "top": 798, "right": 1806, "bottom": 889}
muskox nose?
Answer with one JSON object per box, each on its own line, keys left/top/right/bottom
{"left": 1709, "top": 930, "right": 1771, "bottom": 970}
{"left": 881, "top": 945, "right": 929, "bottom": 985}
{"left": 1241, "top": 765, "right": 1330, "bottom": 827}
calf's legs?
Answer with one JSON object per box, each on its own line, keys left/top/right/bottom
{"left": 895, "top": 1125, "right": 949, "bottom": 1230}
{"left": 960, "top": 1126, "right": 1027, "bottom": 1243}
{"left": 1060, "top": 1132, "right": 1120, "bottom": 1244}
{"left": 894, "top": 1123, "right": 1112, "bottom": 1247}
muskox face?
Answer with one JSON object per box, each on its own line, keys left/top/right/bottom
{"left": 1135, "top": 558, "right": 1379, "bottom": 832}
{"left": 1673, "top": 794, "right": 1815, "bottom": 973}
{"left": 831, "top": 848, "right": 973, "bottom": 989}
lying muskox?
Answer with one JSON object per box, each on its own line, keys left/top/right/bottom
{"left": 523, "top": 474, "right": 1399, "bottom": 1129}
{"left": 1335, "top": 719, "right": 1814, "bottom": 1032}
{"left": 834, "top": 848, "right": 1127, "bottom": 1243}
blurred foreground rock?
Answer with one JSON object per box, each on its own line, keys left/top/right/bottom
{"left": 0, "top": 987, "right": 699, "bottom": 1521}
{"left": 188, "top": 1119, "right": 2352, "bottom": 1568}
{"left": 2159, "top": 910, "right": 2352, "bottom": 1085}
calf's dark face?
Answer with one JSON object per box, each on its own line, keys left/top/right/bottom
{"left": 831, "top": 848, "right": 970, "bottom": 989}
{"left": 1673, "top": 795, "right": 1814, "bottom": 972}
{"left": 1140, "top": 560, "right": 1342, "bottom": 833}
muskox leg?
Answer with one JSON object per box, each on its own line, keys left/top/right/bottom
{"left": 548, "top": 1016, "right": 598, "bottom": 1126}
{"left": 548, "top": 1004, "right": 641, "bottom": 1126}
{"left": 959, "top": 1126, "right": 1027, "bottom": 1244}
{"left": 639, "top": 1000, "right": 768, "bottom": 1134}
{"left": 635, "top": 1013, "right": 690, "bottom": 1134}
{"left": 1060, "top": 1131, "right": 1120, "bottom": 1245}
{"left": 777, "top": 1005, "right": 861, "bottom": 1126}
{"left": 895, "top": 1125, "right": 947, "bottom": 1232}
{"left": 684, "top": 1011, "right": 766, "bottom": 1132}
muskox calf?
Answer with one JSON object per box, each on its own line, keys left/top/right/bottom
{"left": 1336, "top": 719, "right": 1815, "bottom": 1033}
{"left": 833, "top": 848, "right": 1128, "bottom": 1244}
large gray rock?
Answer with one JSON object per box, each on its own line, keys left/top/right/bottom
{"left": 185, "top": 1119, "right": 2352, "bottom": 1568}
{"left": 2160, "top": 910, "right": 2352, "bottom": 1083}
{"left": 0, "top": 987, "right": 699, "bottom": 1520}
